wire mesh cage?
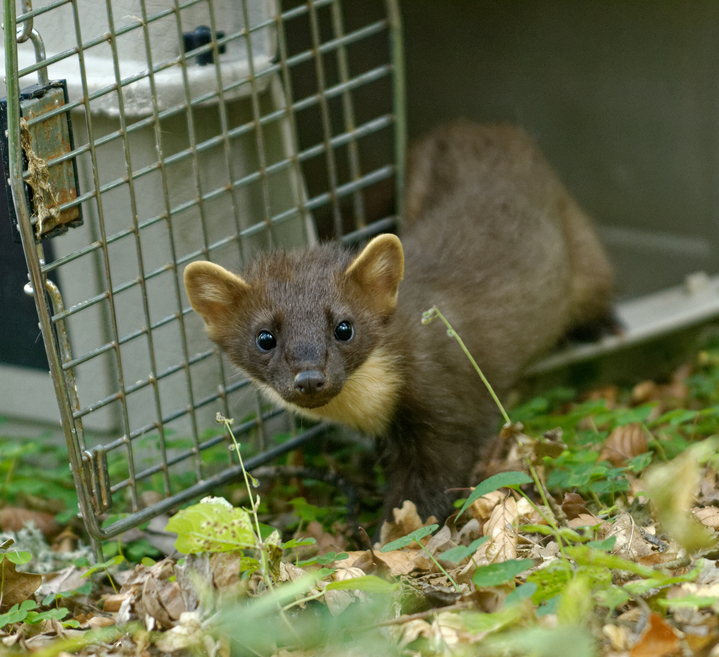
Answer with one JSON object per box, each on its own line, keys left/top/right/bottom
{"left": 1, "top": 0, "right": 404, "bottom": 555}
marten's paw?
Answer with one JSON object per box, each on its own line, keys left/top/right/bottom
{"left": 564, "top": 310, "right": 624, "bottom": 344}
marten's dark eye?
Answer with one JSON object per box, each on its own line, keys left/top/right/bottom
{"left": 334, "top": 321, "right": 354, "bottom": 342}
{"left": 256, "top": 330, "right": 277, "bottom": 352}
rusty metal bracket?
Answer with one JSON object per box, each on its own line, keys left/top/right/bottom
{"left": 0, "top": 79, "right": 82, "bottom": 240}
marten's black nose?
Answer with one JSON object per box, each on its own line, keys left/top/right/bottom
{"left": 294, "top": 370, "right": 325, "bottom": 394}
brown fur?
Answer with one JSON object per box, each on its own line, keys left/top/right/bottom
{"left": 184, "top": 121, "right": 614, "bottom": 522}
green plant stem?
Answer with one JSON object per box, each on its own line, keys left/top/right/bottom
{"left": 282, "top": 589, "right": 325, "bottom": 611}
{"left": 422, "top": 307, "right": 511, "bottom": 425}
{"left": 218, "top": 415, "right": 300, "bottom": 644}
{"left": 219, "top": 415, "right": 271, "bottom": 585}
{"left": 520, "top": 470, "right": 564, "bottom": 551}
{"left": 416, "top": 540, "right": 461, "bottom": 592}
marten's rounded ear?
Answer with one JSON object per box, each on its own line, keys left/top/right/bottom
{"left": 184, "top": 261, "right": 250, "bottom": 330}
{"left": 344, "top": 234, "right": 404, "bottom": 315}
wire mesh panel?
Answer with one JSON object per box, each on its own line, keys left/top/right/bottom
{"left": 2, "top": 0, "right": 404, "bottom": 552}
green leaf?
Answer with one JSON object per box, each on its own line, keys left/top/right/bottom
{"left": 458, "top": 472, "right": 533, "bottom": 517}
{"left": 165, "top": 501, "right": 256, "bottom": 554}
{"left": 486, "top": 625, "right": 596, "bottom": 657}
{"left": 25, "top": 607, "right": 70, "bottom": 625}
{"left": 594, "top": 584, "right": 630, "bottom": 610}
{"left": 656, "top": 594, "right": 718, "bottom": 609}
{"left": 504, "top": 581, "right": 537, "bottom": 606}
{"left": 380, "top": 524, "right": 439, "bottom": 552}
{"left": 81, "top": 554, "right": 125, "bottom": 578}
{"left": 239, "top": 556, "right": 260, "bottom": 575}
{"left": 0, "top": 599, "right": 36, "bottom": 628}
{"left": 472, "top": 558, "right": 535, "bottom": 588}
{"left": 565, "top": 546, "right": 661, "bottom": 579}
{"left": 462, "top": 606, "right": 524, "bottom": 634}
{"left": 325, "top": 575, "right": 397, "bottom": 593}
{"left": 297, "top": 551, "right": 349, "bottom": 567}
{"left": 586, "top": 536, "right": 617, "bottom": 551}
{"left": 5, "top": 551, "right": 32, "bottom": 565}
{"left": 439, "top": 536, "right": 488, "bottom": 564}
{"left": 281, "top": 537, "right": 317, "bottom": 550}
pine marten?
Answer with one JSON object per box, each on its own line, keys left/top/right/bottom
{"left": 183, "top": 121, "right": 614, "bottom": 522}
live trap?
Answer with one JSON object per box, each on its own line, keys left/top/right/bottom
{"left": 0, "top": 0, "right": 404, "bottom": 556}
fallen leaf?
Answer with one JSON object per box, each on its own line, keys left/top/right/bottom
{"left": 631, "top": 380, "right": 659, "bottom": 405}
{"left": 469, "top": 491, "right": 505, "bottom": 522}
{"left": 36, "top": 566, "right": 86, "bottom": 600}
{"left": 643, "top": 440, "right": 717, "bottom": 553}
{"left": 374, "top": 549, "right": 422, "bottom": 576}
{"left": 600, "top": 423, "right": 648, "bottom": 466}
{"left": 602, "top": 624, "right": 629, "bottom": 650}
{"left": 0, "top": 507, "right": 60, "bottom": 539}
{"left": 379, "top": 500, "right": 429, "bottom": 547}
{"left": 324, "top": 567, "right": 367, "bottom": 616}
{"left": 693, "top": 506, "right": 719, "bottom": 529}
{"left": 473, "top": 495, "right": 519, "bottom": 565}
{"left": 140, "top": 561, "right": 186, "bottom": 629}
{"left": 629, "top": 612, "right": 680, "bottom": 657}
{"left": 561, "top": 492, "right": 590, "bottom": 519}
{"left": 604, "top": 512, "right": 655, "bottom": 560}
{"left": 568, "top": 513, "right": 605, "bottom": 529}
{"left": 0, "top": 560, "right": 41, "bottom": 611}
{"left": 155, "top": 611, "right": 205, "bottom": 653}
{"left": 102, "top": 592, "right": 130, "bottom": 613}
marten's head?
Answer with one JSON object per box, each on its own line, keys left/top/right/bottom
{"left": 183, "top": 234, "right": 404, "bottom": 434}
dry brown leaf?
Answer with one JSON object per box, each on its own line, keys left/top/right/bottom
{"left": 469, "top": 490, "right": 505, "bottom": 522}
{"left": 397, "top": 619, "right": 433, "bottom": 647}
{"left": 474, "top": 495, "right": 518, "bottom": 565}
{"left": 51, "top": 529, "right": 80, "bottom": 554}
{"left": 568, "top": 513, "right": 605, "bottom": 529}
{"left": 699, "top": 468, "right": 719, "bottom": 504}
{"left": 379, "top": 500, "right": 427, "bottom": 547}
{"left": 0, "top": 507, "right": 60, "bottom": 539}
{"left": 604, "top": 512, "right": 655, "bottom": 560}
{"left": 603, "top": 623, "right": 631, "bottom": 651}
{"left": 600, "top": 423, "right": 648, "bottom": 467}
{"left": 209, "top": 552, "right": 244, "bottom": 591}
{"left": 85, "top": 616, "right": 115, "bottom": 629}
{"left": 325, "top": 567, "right": 367, "bottom": 616}
{"left": 278, "top": 561, "right": 308, "bottom": 583}
{"left": 629, "top": 612, "right": 680, "bottom": 657}
{"left": 102, "top": 592, "right": 130, "bottom": 613}
{"left": 374, "top": 549, "right": 422, "bottom": 576}
{"left": 644, "top": 442, "right": 717, "bottom": 553}
{"left": 0, "top": 560, "right": 42, "bottom": 611}
{"left": 36, "top": 566, "right": 86, "bottom": 601}
{"left": 631, "top": 380, "right": 659, "bottom": 405}
{"left": 295, "top": 520, "right": 346, "bottom": 560}
{"left": 693, "top": 506, "right": 719, "bottom": 529}
{"left": 561, "top": 492, "right": 590, "bottom": 520}
{"left": 584, "top": 385, "right": 619, "bottom": 406}
{"left": 139, "top": 559, "right": 186, "bottom": 629}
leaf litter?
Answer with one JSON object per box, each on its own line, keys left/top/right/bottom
{"left": 2, "top": 339, "right": 719, "bottom": 655}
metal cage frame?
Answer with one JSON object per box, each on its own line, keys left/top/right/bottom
{"left": 3, "top": 0, "right": 405, "bottom": 557}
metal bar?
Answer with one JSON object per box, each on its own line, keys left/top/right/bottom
{"left": 330, "top": 0, "right": 366, "bottom": 230}
{"left": 3, "top": 0, "right": 103, "bottom": 559}
{"left": 238, "top": 0, "right": 276, "bottom": 249}
{"left": 386, "top": 0, "right": 407, "bottom": 228}
{"left": 307, "top": 0, "right": 343, "bottom": 237}
{"left": 42, "top": 114, "right": 395, "bottom": 276}
{"left": 89, "top": 424, "right": 328, "bottom": 540}
{"left": 68, "top": 0, "right": 140, "bottom": 515}
{"left": 138, "top": 0, "right": 207, "bottom": 494}
{"left": 170, "top": 0, "right": 216, "bottom": 483}
{"left": 25, "top": 61, "right": 392, "bottom": 188}
{"left": 103, "top": 0, "right": 172, "bottom": 498}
